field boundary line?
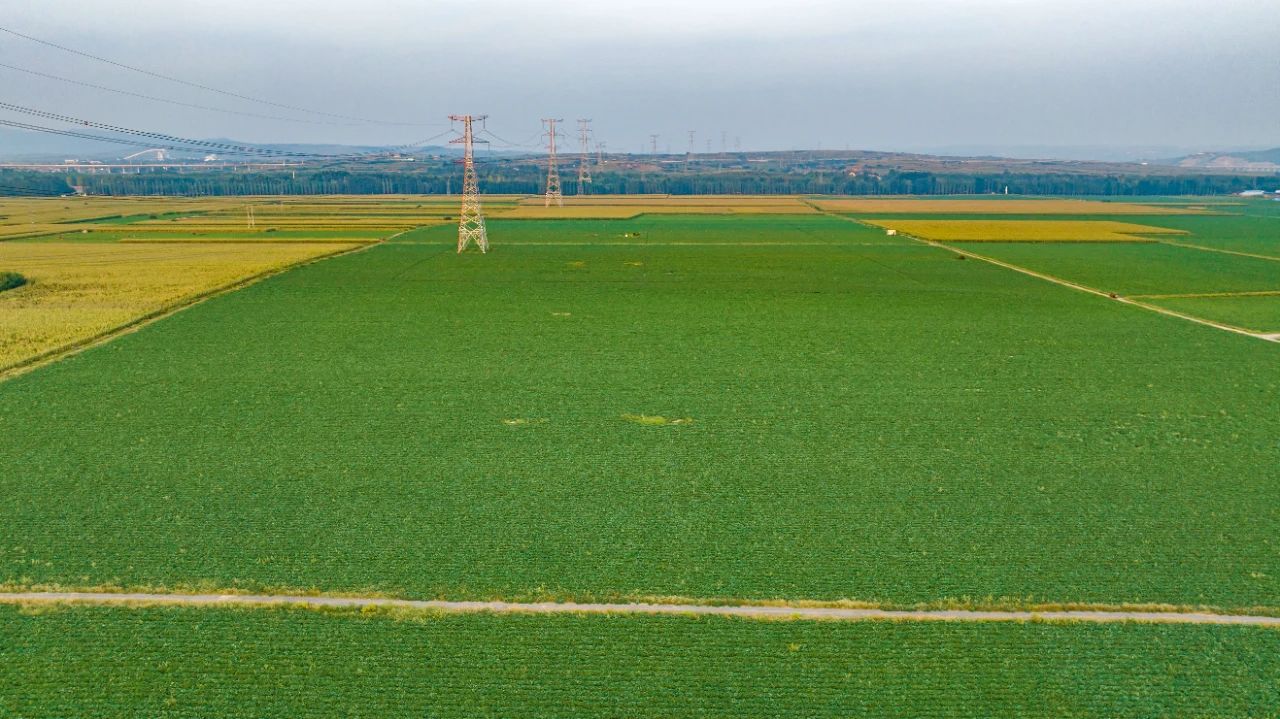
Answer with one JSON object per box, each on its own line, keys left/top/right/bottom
{"left": 0, "top": 239, "right": 384, "bottom": 384}
{"left": 1129, "top": 290, "right": 1280, "bottom": 300}
{"left": 1158, "top": 239, "right": 1280, "bottom": 262}
{"left": 800, "top": 202, "right": 1280, "bottom": 345}
{"left": 3, "top": 591, "right": 1280, "bottom": 627}
{"left": 921, "top": 240, "right": 1278, "bottom": 344}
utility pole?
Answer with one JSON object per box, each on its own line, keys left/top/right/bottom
{"left": 576, "top": 119, "right": 592, "bottom": 195}
{"left": 449, "top": 114, "right": 489, "bottom": 253}
{"left": 543, "top": 118, "right": 564, "bottom": 207}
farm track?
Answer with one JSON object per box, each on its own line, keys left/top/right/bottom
{"left": 3, "top": 592, "right": 1280, "bottom": 627}
{"left": 1160, "top": 238, "right": 1280, "bottom": 262}
{"left": 802, "top": 202, "right": 1280, "bottom": 345}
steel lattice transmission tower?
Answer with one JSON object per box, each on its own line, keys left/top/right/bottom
{"left": 449, "top": 114, "right": 489, "bottom": 253}
{"left": 576, "top": 119, "right": 593, "bottom": 195}
{"left": 542, "top": 118, "right": 564, "bottom": 207}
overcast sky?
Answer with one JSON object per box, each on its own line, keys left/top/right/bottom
{"left": 1, "top": 0, "right": 1276, "bottom": 156}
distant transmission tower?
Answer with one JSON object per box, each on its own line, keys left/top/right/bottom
{"left": 543, "top": 118, "right": 564, "bottom": 207}
{"left": 449, "top": 114, "right": 489, "bottom": 253}
{"left": 687, "top": 130, "right": 696, "bottom": 154}
{"left": 596, "top": 141, "right": 606, "bottom": 166}
{"left": 720, "top": 130, "right": 727, "bottom": 153}
{"left": 576, "top": 119, "right": 593, "bottom": 195}
{"left": 650, "top": 134, "right": 659, "bottom": 155}
{"left": 245, "top": 205, "right": 255, "bottom": 229}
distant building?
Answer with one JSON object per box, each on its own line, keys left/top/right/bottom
{"left": 1238, "top": 190, "right": 1265, "bottom": 197}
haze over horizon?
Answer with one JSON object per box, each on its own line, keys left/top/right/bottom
{"left": 2, "top": 0, "right": 1276, "bottom": 159}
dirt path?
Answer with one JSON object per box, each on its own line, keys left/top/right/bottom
{"left": 1159, "top": 239, "right": 1280, "bottom": 263}
{"left": 803, "top": 205, "right": 1280, "bottom": 345}
{"left": 2, "top": 591, "right": 1278, "bottom": 626}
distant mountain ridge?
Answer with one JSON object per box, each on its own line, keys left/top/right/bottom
{"left": 1168, "top": 147, "right": 1280, "bottom": 171}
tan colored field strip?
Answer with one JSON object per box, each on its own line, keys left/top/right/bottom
{"left": 2, "top": 592, "right": 1278, "bottom": 626}
{"left": 0, "top": 241, "right": 363, "bottom": 371}
{"left": 811, "top": 198, "right": 1202, "bottom": 214}
{"left": 863, "top": 219, "right": 1184, "bottom": 242}
{"left": 497, "top": 204, "right": 818, "bottom": 219}
{"left": 515, "top": 195, "right": 808, "bottom": 207}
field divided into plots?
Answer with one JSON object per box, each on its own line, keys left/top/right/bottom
{"left": 2, "top": 204, "right": 1279, "bottom": 610}
{"left": 856, "top": 198, "right": 1280, "bottom": 336}
{"left": 2, "top": 195, "right": 1278, "bottom": 717}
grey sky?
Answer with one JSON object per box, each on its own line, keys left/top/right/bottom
{"left": 2, "top": 0, "right": 1276, "bottom": 155}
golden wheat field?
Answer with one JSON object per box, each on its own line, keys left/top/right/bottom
{"left": 498, "top": 201, "right": 817, "bottom": 219}
{"left": 863, "top": 219, "right": 1186, "bottom": 242}
{"left": 516, "top": 195, "right": 808, "bottom": 206}
{"left": 0, "top": 241, "right": 360, "bottom": 371}
{"left": 812, "top": 199, "right": 1202, "bottom": 215}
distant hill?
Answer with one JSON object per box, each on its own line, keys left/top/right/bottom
{"left": 1166, "top": 148, "right": 1280, "bottom": 172}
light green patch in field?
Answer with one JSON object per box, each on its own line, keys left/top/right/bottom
{"left": 621, "top": 413, "right": 694, "bottom": 426}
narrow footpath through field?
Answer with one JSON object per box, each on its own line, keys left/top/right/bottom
{"left": 803, "top": 203, "right": 1280, "bottom": 344}
{"left": 3, "top": 592, "right": 1279, "bottom": 627}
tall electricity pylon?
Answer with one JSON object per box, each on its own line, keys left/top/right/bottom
{"left": 576, "top": 119, "right": 592, "bottom": 195}
{"left": 449, "top": 114, "right": 489, "bottom": 253}
{"left": 542, "top": 118, "right": 564, "bottom": 207}
{"left": 650, "top": 134, "right": 659, "bottom": 155}
{"left": 596, "top": 141, "right": 606, "bottom": 166}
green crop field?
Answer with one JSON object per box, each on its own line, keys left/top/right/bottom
{"left": 952, "top": 240, "right": 1280, "bottom": 295}
{"left": 2, "top": 197, "right": 1278, "bottom": 716}
{"left": 1147, "top": 293, "right": 1280, "bottom": 334}
{"left": 3, "top": 604, "right": 1278, "bottom": 718}
{"left": 3, "top": 211, "right": 1279, "bottom": 609}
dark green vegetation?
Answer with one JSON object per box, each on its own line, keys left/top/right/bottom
{"left": 2, "top": 213, "right": 1278, "bottom": 610}
{"left": 3, "top": 604, "right": 1278, "bottom": 718}
{"left": 0, "top": 271, "right": 24, "bottom": 292}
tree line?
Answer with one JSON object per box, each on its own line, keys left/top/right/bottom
{"left": 0, "top": 166, "right": 1274, "bottom": 198}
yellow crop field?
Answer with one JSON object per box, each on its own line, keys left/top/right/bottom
{"left": 0, "top": 241, "right": 361, "bottom": 371}
{"left": 499, "top": 202, "right": 818, "bottom": 219}
{"left": 812, "top": 199, "right": 1201, "bottom": 215}
{"left": 516, "top": 195, "right": 808, "bottom": 207}
{"left": 863, "top": 219, "right": 1186, "bottom": 242}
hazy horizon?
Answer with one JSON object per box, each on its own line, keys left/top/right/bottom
{"left": 2, "top": 0, "right": 1276, "bottom": 156}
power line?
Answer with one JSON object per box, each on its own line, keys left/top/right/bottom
{"left": 479, "top": 126, "right": 541, "bottom": 148}
{"left": 0, "top": 109, "right": 455, "bottom": 162}
{"left": 0, "top": 101, "right": 314, "bottom": 157}
{"left": 0, "top": 25, "right": 434, "bottom": 127}
{"left": 0, "top": 61, "right": 351, "bottom": 126}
